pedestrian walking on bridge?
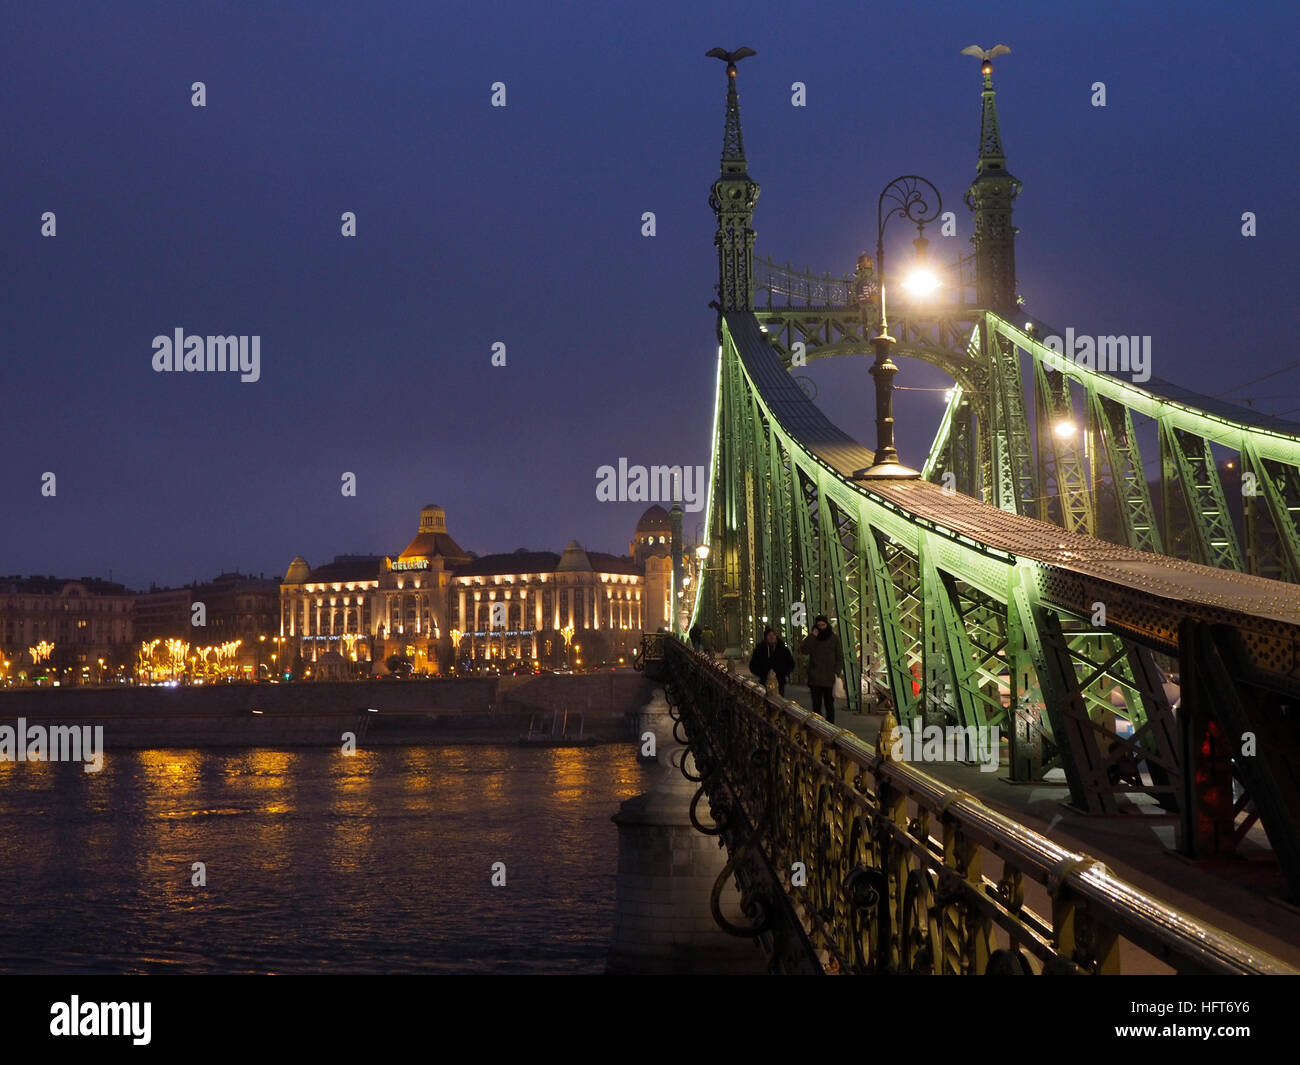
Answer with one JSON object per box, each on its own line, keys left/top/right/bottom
{"left": 749, "top": 626, "right": 794, "bottom": 696}
{"left": 800, "top": 614, "right": 843, "bottom": 724}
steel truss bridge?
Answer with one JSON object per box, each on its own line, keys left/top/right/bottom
{"left": 645, "top": 49, "right": 1300, "bottom": 974}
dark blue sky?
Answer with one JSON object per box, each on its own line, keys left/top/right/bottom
{"left": 5, "top": 1, "right": 1298, "bottom": 589}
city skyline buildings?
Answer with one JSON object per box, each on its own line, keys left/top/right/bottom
{"left": 0, "top": 500, "right": 679, "bottom": 681}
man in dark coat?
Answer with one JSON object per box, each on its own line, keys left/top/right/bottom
{"left": 800, "top": 614, "right": 844, "bottom": 723}
{"left": 749, "top": 627, "right": 795, "bottom": 695}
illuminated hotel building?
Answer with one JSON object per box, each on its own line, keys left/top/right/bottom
{"left": 279, "top": 504, "right": 469, "bottom": 672}
{"left": 280, "top": 504, "right": 664, "bottom": 672}
{"left": 452, "top": 541, "right": 642, "bottom": 666}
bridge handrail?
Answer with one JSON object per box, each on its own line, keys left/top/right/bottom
{"left": 661, "top": 638, "right": 1296, "bottom": 975}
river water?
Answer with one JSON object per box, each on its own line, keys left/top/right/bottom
{"left": 0, "top": 745, "right": 651, "bottom": 974}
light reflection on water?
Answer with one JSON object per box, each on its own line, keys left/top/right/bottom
{"left": 0, "top": 745, "right": 650, "bottom": 973}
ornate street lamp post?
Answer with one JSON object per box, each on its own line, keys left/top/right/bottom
{"left": 858, "top": 175, "right": 943, "bottom": 479}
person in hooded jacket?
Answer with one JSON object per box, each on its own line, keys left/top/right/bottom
{"left": 800, "top": 614, "right": 844, "bottom": 723}
{"left": 749, "top": 626, "right": 795, "bottom": 695}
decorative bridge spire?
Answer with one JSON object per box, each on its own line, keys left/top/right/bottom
{"left": 707, "top": 47, "right": 761, "bottom": 312}
{"left": 707, "top": 47, "right": 755, "bottom": 172}
{"left": 961, "top": 44, "right": 1021, "bottom": 315}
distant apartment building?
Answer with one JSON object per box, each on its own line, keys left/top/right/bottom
{"left": 134, "top": 573, "right": 281, "bottom": 675}
{"left": 0, "top": 575, "right": 135, "bottom": 681}
{"left": 193, "top": 573, "right": 281, "bottom": 643}
{"left": 133, "top": 586, "right": 193, "bottom": 641}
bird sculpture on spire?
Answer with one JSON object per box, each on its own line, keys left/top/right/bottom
{"left": 961, "top": 43, "right": 1010, "bottom": 74}
{"left": 706, "top": 46, "right": 757, "bottom": 78}
{"left": 960, "top": 43, "right": 1010, "bottom": 61}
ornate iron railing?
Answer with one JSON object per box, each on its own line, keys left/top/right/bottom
{"left": 755, "top": 259, "right": 858, "bottom": 308}
{"left": 755, "top": 254, "right": 978, "bottom": 311}
{"left": 636, "top": 631, "right": 667, "bottom": 672}
{"left": 658, "top": 637, "right": 1295, "bottom": 975}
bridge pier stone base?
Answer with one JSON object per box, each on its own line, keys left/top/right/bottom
{"left": 607, "top": 688, "right": 767, "bottom": 974}
{"left": 633, "top": 687, "right": 672, "bottom": 763}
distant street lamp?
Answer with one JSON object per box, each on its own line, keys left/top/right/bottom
{"left": 858, "top": 175, "right": 943, "bottom": 479}
{"left": 1053, "top": 418, "right": 1095, "bottom": 504}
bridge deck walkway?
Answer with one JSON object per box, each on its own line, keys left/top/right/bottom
{"left": 775, "top": 681, "right": 1300, "bottom": 968}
